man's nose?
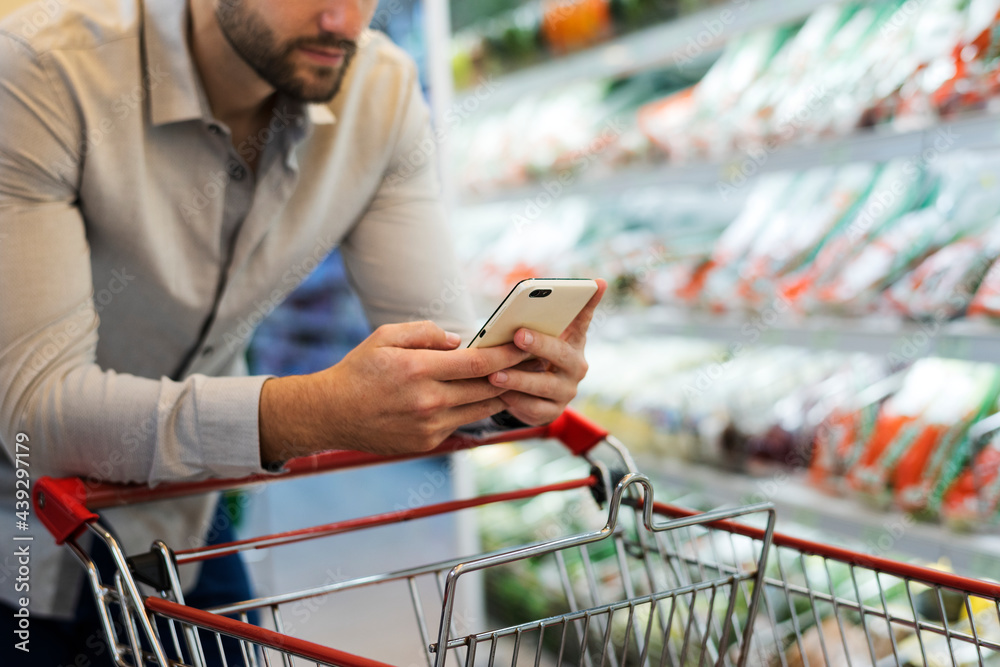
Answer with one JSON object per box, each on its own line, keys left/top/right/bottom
{"left": 319, "top": 2, "right": 367, "bottom": 40}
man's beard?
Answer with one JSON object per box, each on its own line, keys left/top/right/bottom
{"left": 215, "top": 1, "right": 358, "bottom": 103}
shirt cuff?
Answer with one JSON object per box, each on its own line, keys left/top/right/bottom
{"left": 193, "top": 374, "right": 274, "bottom": 478}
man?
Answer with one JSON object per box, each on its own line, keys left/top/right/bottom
{"left": 0, "top": 0, "right": 605, "bottom": 662}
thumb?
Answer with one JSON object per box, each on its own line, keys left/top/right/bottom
{"left": 376, "top": 320, "right": 463, "bottom": 351}
{"left": 561, "top": 278, "right": 608, "bottom": 347}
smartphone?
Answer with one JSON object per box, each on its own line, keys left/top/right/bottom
{"left": 467, "top": 278, "right": 599, "bottom": 349}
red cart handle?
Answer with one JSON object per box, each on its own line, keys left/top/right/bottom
{"left": 33, "top": 408, "right": 608, "bottom": 545}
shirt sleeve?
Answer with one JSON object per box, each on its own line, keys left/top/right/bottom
{"left": 0, "top": 33, "right": 268, "bottom": 484}
{"left": 339, "top": 61, "right": 477, "bottom": 343}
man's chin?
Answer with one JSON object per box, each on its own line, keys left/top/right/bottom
{"left": 279, "top": 72, "right": 347, "bottom": 104}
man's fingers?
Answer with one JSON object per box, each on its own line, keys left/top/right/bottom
{"left": 375, "top": 320, "right": 462, "bottom": 351}
{"left": 439, "top": 378, "right": 509, "bottom": 406}
{"left": 560, "top": 278, "right": 607, "bottom": 347}
{"left": 498, "top": 391, "right": 562, "bottom": 426}
{"left": 431, "top": 344, "right": 532, "bottom": 381}
{"left": 509, "top": 358, "right": 549, "bottom": 373}
{"left": 512, "top": 330, "right": 584, "bottom": 377}
{"left": 489, "top": 367, "right": 572, "bottom": 405}
{"left": 442, "top": 397, "right": 508, "bottom": 430}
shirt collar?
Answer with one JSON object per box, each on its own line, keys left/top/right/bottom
{"left": 307, "top": 104, "right": 337, "bottom": 125}
{"left": 142, "top": 0, "right": 207, "bottom": 127}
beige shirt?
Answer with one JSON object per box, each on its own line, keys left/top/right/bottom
{"left": 0, "top": 0, "right": 473, "bottom": 616}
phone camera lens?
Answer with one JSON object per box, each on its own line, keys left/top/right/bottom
{"left": 529, "top": 289, "right": 552, "bottom": 298}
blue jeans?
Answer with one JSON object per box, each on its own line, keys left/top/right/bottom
{"left": 2, "top": 500, "right": 257, "bottom": 666}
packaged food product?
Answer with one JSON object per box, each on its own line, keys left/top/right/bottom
{"left": 809, "top": 362, "right": 898, "bottom": 490}
{"left": 847, "top": 359, "right": 1000, "bottom": 512}
{"left": 738, "top": 163, "right": 877, "bottom": 304}
{"left": 941, "top": 427, "right": 1000, "bottom": 528}
{"left": 779, "top": 158, "right": 933, "bottom": 312}
{"left": 882, "top": 225, "right": 1000, "bottom": 320}
{"left": 893, "top": 364, "right": 1000, "bottom": 513}
{"left": 847, "top": 359, "right": 949, "bottom": 504}
{"left": 968, "top": 254, "right": 1000, "bottom": 320}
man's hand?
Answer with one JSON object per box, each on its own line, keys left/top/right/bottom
{"left": 487, "top": 279, "right": 607, "bottom": 426}
{"left": 259, "top": 320, "right": 531, "bottom": 465}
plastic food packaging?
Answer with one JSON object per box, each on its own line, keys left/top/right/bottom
{"left": 941, "top": 427, "right": 1000, "bottom": 528}
{"left": 883, "top": 225, "right": 1000, "bottom": 320}
{"left": 808, "top": 362, "right": 898, "bottom": 490}
{"left": 893, "top": 365, "right": 1000, "bottom": 513}
{"left": 779, "top": 158, "right": 934, "bottom": 312}
{"left": 846, "top": 359, "right": 1000, "bottom": 511}
{"left": 737, "top": 163, "right": 876, "bottom": 304}
{"left": 816, "top": 154, "right": 1000, "bottom": 315}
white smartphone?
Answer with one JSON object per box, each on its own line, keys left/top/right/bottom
{"left": 467, "top": 278, "right": 599, "bottom": 349}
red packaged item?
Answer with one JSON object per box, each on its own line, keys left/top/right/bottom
{"left": 810, "top": 366, "right": 896, "bottom": 490}
{"left": 941, "top": 429, "right": 1000, "bottom": 529}
{"left": 846, "top": 360, "right": 950, "bottom": 503}
{"left": 893, "top": 367, "right": 1000, "bottom": 513}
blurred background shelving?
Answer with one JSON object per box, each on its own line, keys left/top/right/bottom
{"left": 601, "top": 307, "right": 1000, "bottom": 362}
{"left": 435, "top": 0, "right": 1000, "bottom": 583}
{"left": 459, "top": 110, "right": 1000, "bottom": 206}
{"left": 452, "top": 0, "right": 840, "bottom": 113}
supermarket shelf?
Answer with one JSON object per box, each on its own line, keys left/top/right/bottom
{"left": 457, "top": 111, "right": 1000, "bottom": 208}
{"left": 455, "top": 0, "right": 837, "bottom": 114}
{"left": 599, "top": 308, "right": 1000, "bottom": 364}
{"left": 637, "top": 454, "right": 1000, "bottom": 580}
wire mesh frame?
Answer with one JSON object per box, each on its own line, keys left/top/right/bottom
{"left": 89, "top": 472, "right": 774, "bottom": 667}
{"left": 60, "top": 463, "right": 1000, "bottom": 667}
{"left": 747, "top": 547, "right": 1000, "bottom": 667}
{"left": 643, "top": 504, "right": 1000, "bottom": 667}
{"left": 72, "top": 511, "right": 1000, "bottom": 667}
{"left": 62, "top": 523, "right": 173, "bottom": 667}
{"left": 68, "top": 543, "right": 353, "bottom": 667}
{"left": 431, "top": 473, "right": 774, "bottom": 667}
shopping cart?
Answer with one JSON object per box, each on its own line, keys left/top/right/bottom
{"left": 33, "top": 409, "right": 1000, "bottom": 667}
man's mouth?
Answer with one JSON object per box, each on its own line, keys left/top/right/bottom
{"left": 298, "top": 46, "right": 346, "bottom": 66}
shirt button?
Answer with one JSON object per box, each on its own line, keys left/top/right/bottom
{"left": 201, "top": 346, "right": 214, "bottom": 357}
{"left": 207, "top": 124, "right": 224, "bottom": 136}
{"left": 229, "top": 164, "right": 247, "bottom": 181}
